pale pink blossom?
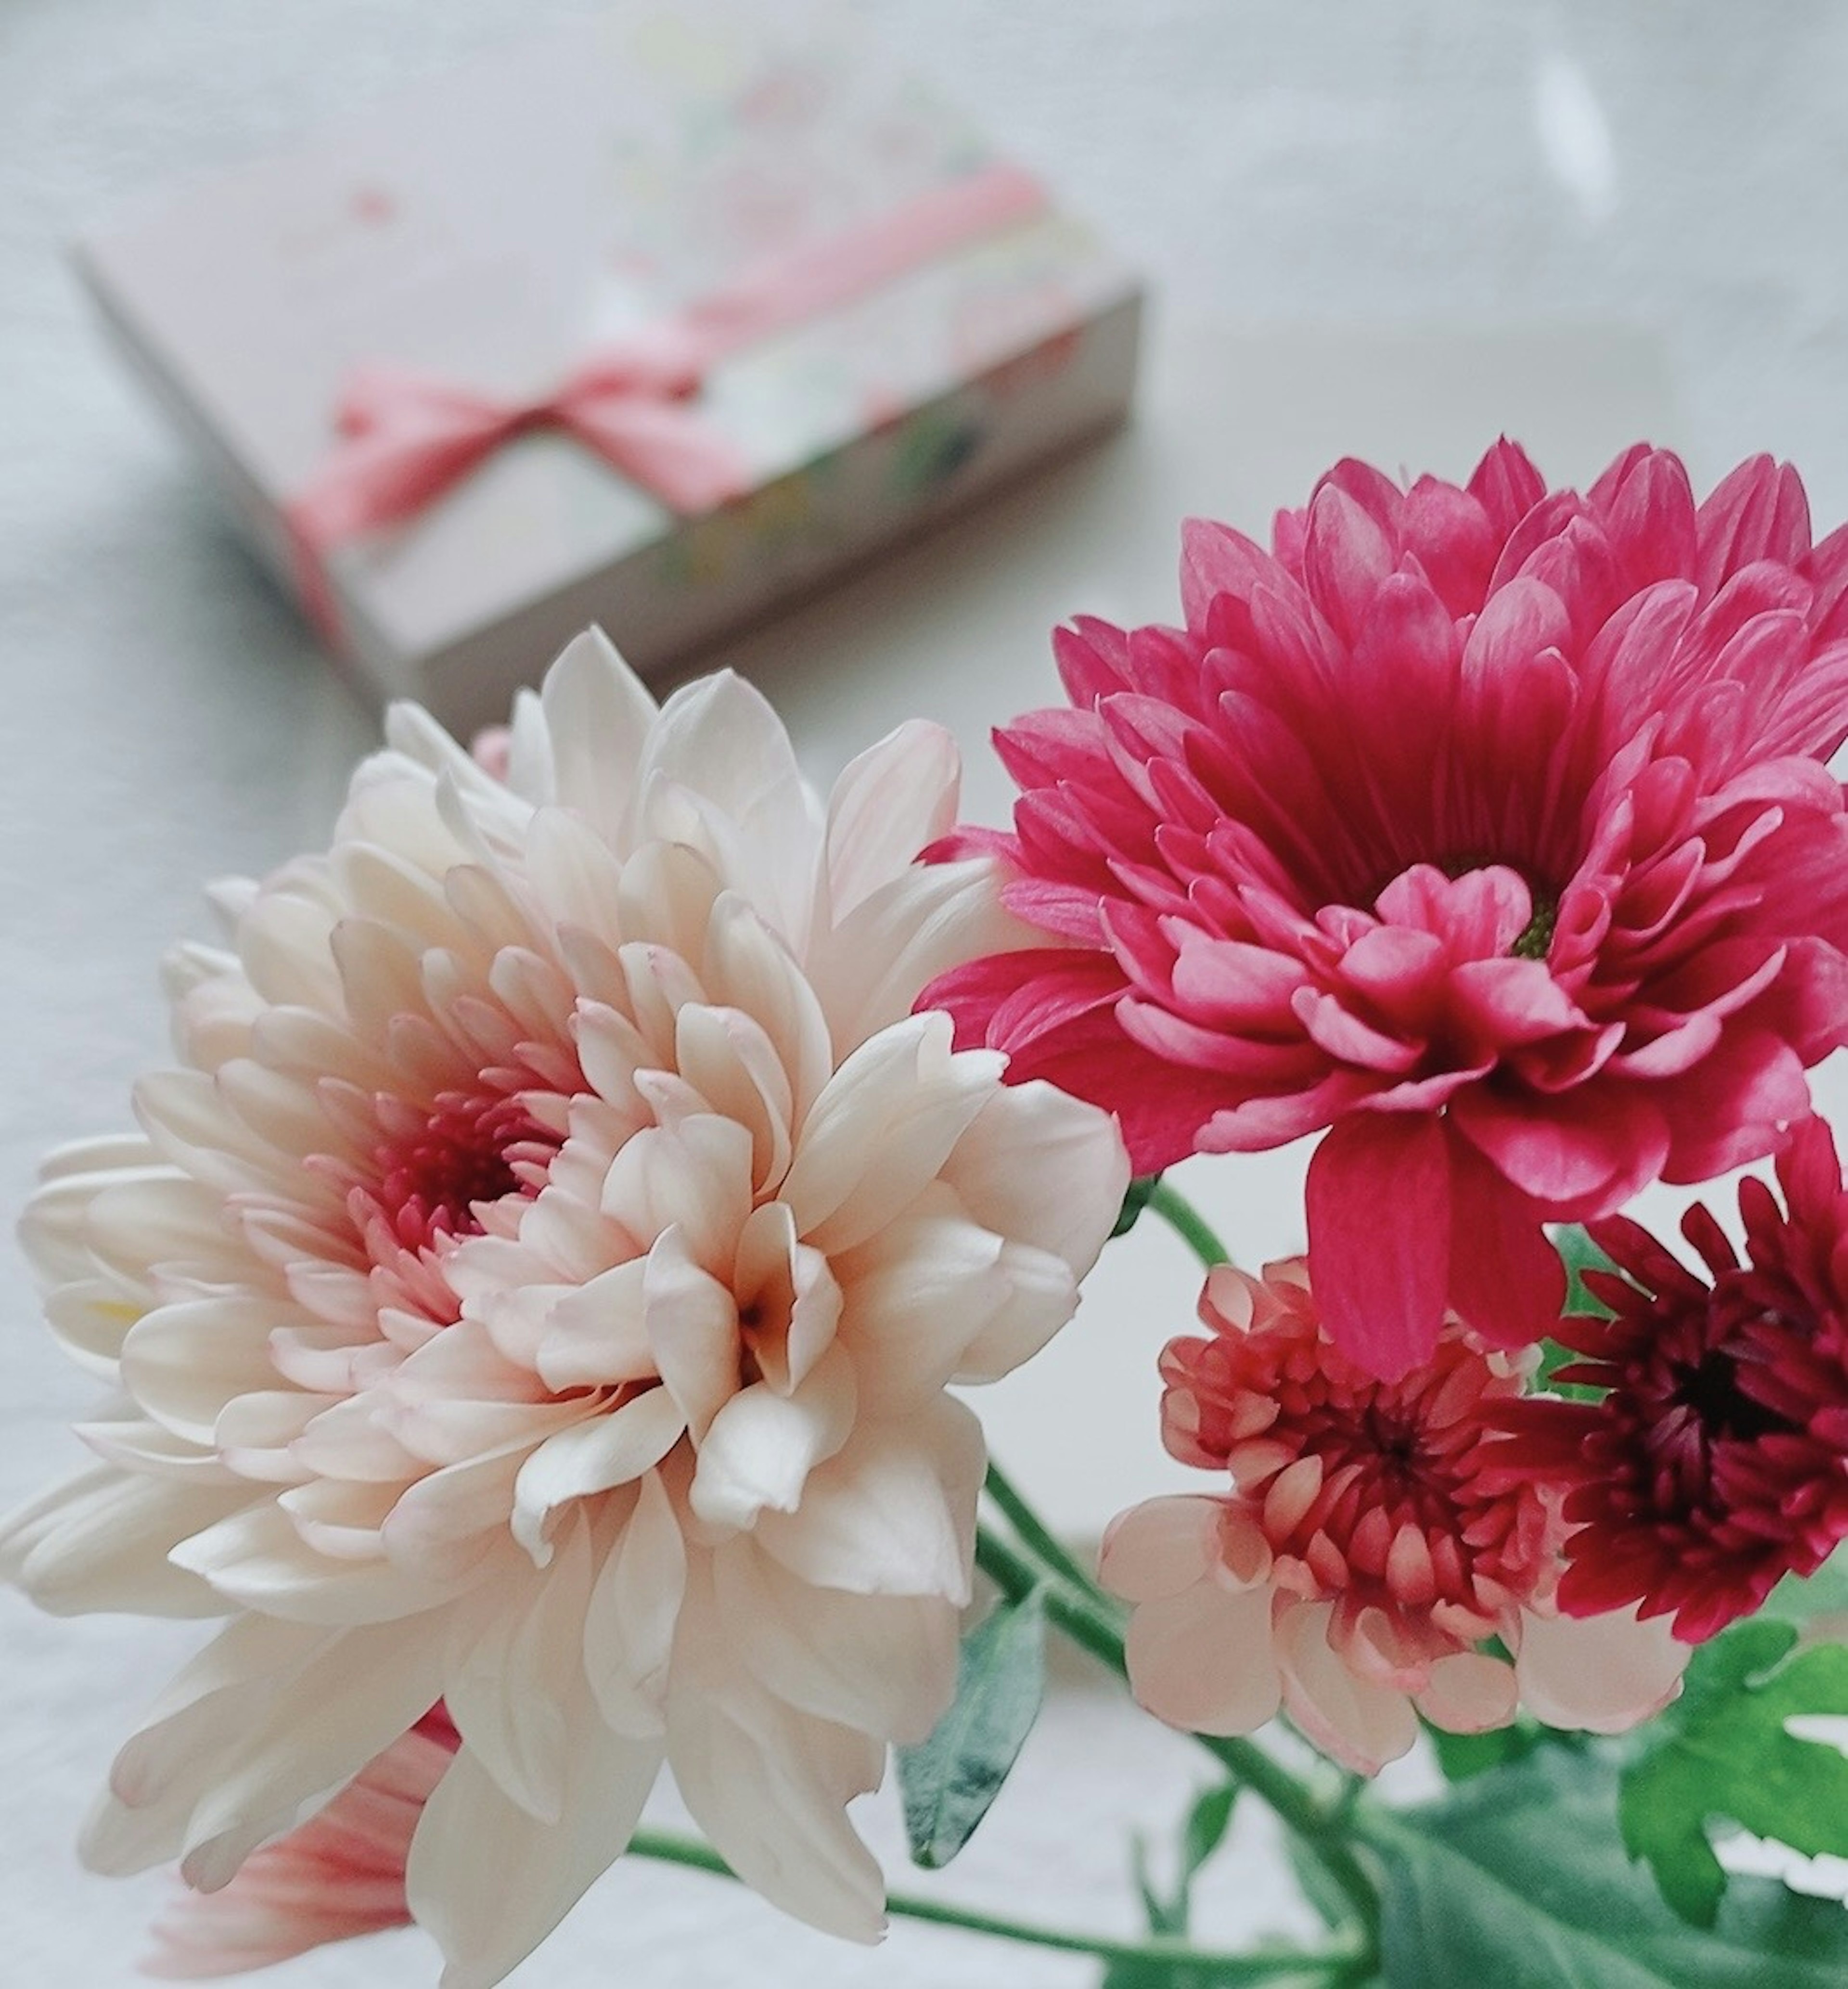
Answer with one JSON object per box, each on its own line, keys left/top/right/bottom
{"left": 1099, "top": 1262, "right": 1688, "bottom": 1774}
{"left": 1, "top": 630, "right": 1128, "bottom": 1985}
{"left": 928, "top": 445, "right": 1848, "bottom": 1376}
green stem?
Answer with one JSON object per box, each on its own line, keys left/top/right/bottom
{"left": 984, "top": 1460, "right": 1094, "bottom": 1594}
{"left": 975, "top": 1526, "right": 1382, "bottom": 1948}
{"left": 1146, "top": 1179, "right": 1232, "bottom": 1269}
{"left": 626, "top": 1825, "right": 1362, "bottom": 1979}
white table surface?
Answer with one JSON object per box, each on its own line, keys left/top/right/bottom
{"left": 6, "top": 1, "right": 1848, "bottom": 1982}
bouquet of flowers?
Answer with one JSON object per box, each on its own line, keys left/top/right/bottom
{"left": 11, "top": 439, "right": 1848, "bottom": 1987}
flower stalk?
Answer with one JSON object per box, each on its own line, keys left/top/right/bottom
{"left": 625, "top": 1826, "right": 1370, "bottom": 1980}
{"left": 1145, "top": 1179, "right": 1232, "bottom": 1270}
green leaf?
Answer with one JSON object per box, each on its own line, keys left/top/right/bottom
{"left": 1619, "top": 1617, "right": 1848, "bottom": 1925}
{"left": 1760, "top": 1545, "right": 1848, "bottom": 1629}
{"left": 1426, "top": 1715, "right": 1591, "bottom": 1784}
{"left": 1357, "top": 1748, "right": 1848, "bottom": 1987}
{"left": 1549, "top": 1222, "right": 1618, "bottom": 1317}
{"left": 895, "top": 1587, "right": 1046, "bottom": 1869}
{"left": 1113, "top": 1172, "right": 1165, "bottom": 1239}
{"left": 1181, "top": 1780, "right": 1240, "bottom": 1886}
{"left": 1426, "top": 1719, "right": 1545, "bottom": 1782}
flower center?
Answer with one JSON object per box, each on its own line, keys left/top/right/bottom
{"left": 1510, "top": 889, "right": 1559, "bottom": 962}
{"left": 1641, "top": 1305, "right": 1804, "bottom": 1502}
{"left": 373, "top": 1091, "right": 562, "bottom": 1254}
{"left": 1252, "top": 1346, "right": 1547, "bottom": 1618}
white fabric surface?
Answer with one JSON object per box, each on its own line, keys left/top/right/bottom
{"left": 5, "top": 1, "right": 1848, "bottom": 1982}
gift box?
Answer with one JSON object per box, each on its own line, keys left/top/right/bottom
{"left": 75, "top": 6, "right": 1141, "bottom": 734}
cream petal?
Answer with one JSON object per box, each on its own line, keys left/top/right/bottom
{"left": 952, "top": 1238, "right": 1080, "bottom": 1386}
{"left": 172, "top": 1502, "right": 470, "bottom": 1624}
{"left": 733, "top": 1199, "right": 841, "bottom": 1394}
{"left": 511, "top": 1389, "right": 687, "bottom": 1563}
{"left": 379, "top": 1447, "right": 529, "bottom": 1585}
{"left": 644, "top": 1225, "right": 741, "bottom": 1442}
{"left": 233, "top": 882, "right": 343, "bottom": 1013}
{"left": 702, "top": 891, "right": 834, "bottom": 1128}
{"left": 1126, "top": 1580, "right": 1283, "bottom": 1738}
{"left": 817, "top": 856, "right": 1030, "bottom": 1045}
{"left": 86, "top": 1612, "right": 444, "bottom": 1884}
{"left": 1514, "top": 1605, "right": 1691, "bottom": 1733}
{"left": 942, "top": 1078, "right": 1130, "bottom": 1279}
{"left": 712, "top": 1538, "right": 958, "bottom": 1745}
{"left": 290, "top": 1392, "right": 423, "bottom": 1483}
{"left": 1275, "top": 1600, "right": 1421, "bottom": 1776}
{"left": 119, "top": 1296, "right": 292, "bottom": 1446}
{"left": 1417, "top": 1651, "right": 1519, "bottom": 1735}
{"left": 821, "top": 720, "right": 961, "bottom": 924}
{"left": 614, "top": 838, "right": 725, "bottom": 969}
{"left": 781, "top": 1013, "right": 1000, "bottom": 1253}
{"left": 572, "top": 999, "right": 655, "bottom": 1111}
{"left": 582, "top": 1472, "right": 684, "bottom": 1737}
{"left": 834, "top": 1205, "right": 1005, "bottom": 1415}
{"left": 45, "top": 1278, "right": 145, "bottom": 1376}
{"left": 524, "top": 804, "right": 628, "bottom": 940}
{"left": 0, "top": 1466, "right": 238, "bottom": 1618}
{"left": 407, "top": 1711, "right": 662, "bottom": 1989}
{"left": 333, "top": 839, "right": 465, "bottom": 953}
{"left": 536, "top": 626, "right": 659, "bottom": 852}
{"left": 84, "top": 1173, "right": 238, "bottom": 1285}
{"left": 639, "top": 671, "right": 818, "bottom": 932}
{"left": 37, "top": 1131, "right": 162, "bottom": 1184}
{"left": 77, "top": 1417, "right": 238, "bottom": 1482}
{"left": 675, "top": 1002, "right": 795, "bottom": 1193}
{"left": 215, "top": 1390, "right": 327, "bottom": 1483}
{"left": 689, "top": 1345, "right": 858, "bottom": 1533}
{"left": 175, "top": 1616, "right": 449, "bottom": 1891}
{"left": 666, "top": 1591, "right": 885, "bottom": 1943}
{"left": 754, "top": 1397, "right": 982, "bottom": 1604}
{"left": 531, "top": 1258, "right": 655, "bottom": 1390}
{"left": 1098, "top": 1495, "right": 1230, "bottom": 1603}
{"left": 601, "top": 1114, "right": 753, "bottom": 1271}
{"left": 445, "top": 1514, "right": 597, "bottom": 1822}
{"left": 132, "top": 1069, "right": 273, "bottom": 1197}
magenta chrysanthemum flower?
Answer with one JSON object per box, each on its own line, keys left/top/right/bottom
{"left": 926, "top": 441, "right": 1848, "bottom": 1375}
{"left": 1486, "top": 1117, "right": 1848, "bottom": 1643}
{"left": 1099, "top": 1262, "right": 1686, "bottom": 1774}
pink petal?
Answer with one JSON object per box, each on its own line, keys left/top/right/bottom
{"left": 1514, "top": 1605, "right": 1689, "bottom": 1733}
{"left": 1305, "top": 1113, "right": 1451, "bottom": 1380}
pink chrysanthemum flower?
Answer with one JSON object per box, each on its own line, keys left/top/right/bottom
{"left": 927, "top": 443, "right": 1848, "bottom": 1375}
{"left": 0, "top": 630, "right": 1128, "bottom": 1986}
{"left": 1099, "top": 1261, "right": 1687, "bottom": 1775}
{"left": 146, "top": 1711, "right": 458, "bottom": 1978}
{"left": 1485, "top": 1118, "right": 1848, "bottom": 1644}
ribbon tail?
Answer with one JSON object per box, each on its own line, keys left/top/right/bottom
{"left": 284, "top": 407, "right": 515, "bottom": 646}
{"left": 562, "top": 401, "right": 752, "bottom": 515}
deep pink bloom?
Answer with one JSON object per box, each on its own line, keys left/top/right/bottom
{"left": 928, "top": 443, "right": 1848, "bottom": 1374}
{"left": 1100, "top": 1262, "right": 1686, "bottom": 1774}
{"left": 1486, "top": 1118, "right": 1848, "bottom": 1643}
{"left": 146, "top": 1711, "right": 458, "bottom": 1977}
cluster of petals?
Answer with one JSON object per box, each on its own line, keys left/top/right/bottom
{"left": 1099, "top": 1261, "right": 1687, "bottom": 1774}
{"left": 1487, "top": 1116, "right": 1848, "bottom": 1643}
{"left": 146, "top": 1710, "right": 458, "bottom": 1977}
{"left": 0, "top": 630, "right": 1128, "bottom": 1985}
{"left": 926, "top": 442, "right": 1848, "bottom": 1377}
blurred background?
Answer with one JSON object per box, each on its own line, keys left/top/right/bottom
{"left": 3, "top": 1, "right": 1846, "bottom": 1982}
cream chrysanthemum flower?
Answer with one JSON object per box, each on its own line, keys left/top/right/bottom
{"left": 2, "top": 631, "right": 1129, "bottom": 1987}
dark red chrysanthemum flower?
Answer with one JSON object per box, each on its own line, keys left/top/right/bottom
{"left": 925, "top": 441, "right": 1848, "bottom": 1377}
{"left": 1486, "top": 1116, "right": 1848, "bottom": 1642}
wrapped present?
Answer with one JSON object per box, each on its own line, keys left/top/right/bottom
{"left": 77, "top": 5, "right": 1141, "bottom": 731}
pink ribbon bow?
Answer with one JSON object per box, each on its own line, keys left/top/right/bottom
{"left": 284, "top": 161, "right": 1052, "bottom": 645}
